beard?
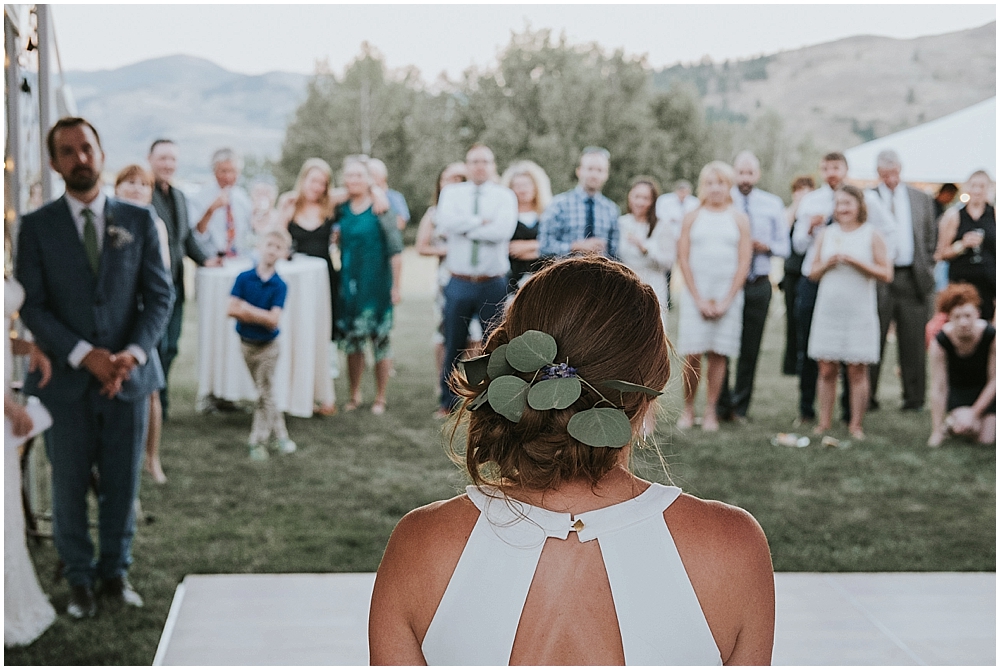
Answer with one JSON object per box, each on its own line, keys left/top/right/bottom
{"left": 63, "top": 167, "right": 100, "bottom": 192}
{"left": 737, "top": 183, "right": 753, "bottom": 196}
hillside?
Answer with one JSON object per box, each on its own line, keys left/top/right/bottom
{"left": 65, "top": 55, "right": 308, "bottom": 181}
{"left": 65, "top": 23, "right": 996, "bottom": 182}
{"left": 653, "top": 22, "right": 996, "bottom": 151}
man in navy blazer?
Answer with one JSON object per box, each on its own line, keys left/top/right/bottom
{"left": 15, "top": 117, "right": 174, "bottom": 619}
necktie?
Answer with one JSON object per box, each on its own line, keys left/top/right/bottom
{"left": 82, "top": 208, "right": 100, "bottom": 275}
{"left": 744, "top": 195, "right": 758, "bottom": 281}
{"left": 889, "top": 190, "right": 896, "bottom": 217}
{"left": 225, "top": 203, "right": 237, "bottom": 257}
{"left": 584, "top": 196, "right": 595, "bottom": 239}
{"left": 471, "top": 187, "right": 481, "bottom": 267}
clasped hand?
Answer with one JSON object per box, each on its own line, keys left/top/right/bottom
{"left": 82, "top": 348, "right": 138, "bottom": 398}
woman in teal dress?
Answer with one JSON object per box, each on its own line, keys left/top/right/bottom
{"left": 335, "top": 157, "right": 403, "bottom": 415}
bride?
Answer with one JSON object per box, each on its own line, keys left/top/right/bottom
{"left": 5, "top": 272, "right": 56, "bottom": 647}
{"left": 368, "top": 256, "right": 774, "bottom": 665}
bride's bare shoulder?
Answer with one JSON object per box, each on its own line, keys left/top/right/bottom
{"left": 392, "top": 493, "right": 480, "bottom": 552}
{"left": 666, "top": 493, "right": 770, "bottom": 553}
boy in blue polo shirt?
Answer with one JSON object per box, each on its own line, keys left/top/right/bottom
{"left": 227, "top": 227, "right": 295, "bottom": 460}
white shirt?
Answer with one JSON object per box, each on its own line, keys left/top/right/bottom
{"left": 436, "top": 181, "right": 518, "bottom": 277}
{"left": 189, "top": 182, "right": 254, "bottom": 257}
{"left": 655, "top": 192, "right": 700, "bottom": 243}
{"left": 876, "top": 183, "right": 914, "bottom": 267}
{"left": 792, "top": 183, "right": 897, "bottom": 276}
{"left": 66, "top": 191, "right": 107, "bottom": 254}
{"left": 64, "top": 192, "right": 147, "bottom": 368}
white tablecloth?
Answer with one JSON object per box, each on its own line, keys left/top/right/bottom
{"left": 196, "top": 255, "right": 335, "bottom": 418}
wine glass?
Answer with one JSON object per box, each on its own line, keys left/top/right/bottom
{"left": 970, "top": 228, "right": 985, "bottom": 264}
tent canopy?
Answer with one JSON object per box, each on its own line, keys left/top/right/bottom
{"left": 844, "top": 97, "right": 995, "bottom": 184}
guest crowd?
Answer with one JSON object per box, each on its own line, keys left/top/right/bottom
{"left": 3, "top": 113, "right": 995, "bottom": 643}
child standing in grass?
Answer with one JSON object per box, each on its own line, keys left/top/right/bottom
{"left": 227, "top": 227, "right": 296, "bottom": 460}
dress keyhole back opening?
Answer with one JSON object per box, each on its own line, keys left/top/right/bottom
{"left": 508, "top": 533, "right": 625, "bottom": 665}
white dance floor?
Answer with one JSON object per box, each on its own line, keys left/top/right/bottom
{"left": 153, "top": 572, "right": 994, "bottom": 666}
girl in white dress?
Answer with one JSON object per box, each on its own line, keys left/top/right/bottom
{"left": 676, "top": 162, "right": 752, "bottom": 431}
{"left": 4, "top": 275, "right": 57, "bottom": 647}
{"left": 807, "top": 185, "right": 893, "bottom": 440}
{"left": 618, "top": 177, "right": 675, "bottom": 330}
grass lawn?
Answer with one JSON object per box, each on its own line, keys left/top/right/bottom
{"left": 7, "top": 252, "right": 995, "bottom": 664}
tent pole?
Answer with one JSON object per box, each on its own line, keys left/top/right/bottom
{"left": 36, "top": 4, "right": 53, "bottom": 202}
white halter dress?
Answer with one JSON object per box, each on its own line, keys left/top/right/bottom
{"left": 420, "top": 483, "right": 722, "bottom": 665}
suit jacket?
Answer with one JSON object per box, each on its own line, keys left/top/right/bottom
{"left": 151, "top": 183, "right": 207, "bottom": 300}
{"left": 15, "top": 196, "right": 175, "bottom": 403}
{"left": 871, "top": 185, "right": 937, "bottom": 300}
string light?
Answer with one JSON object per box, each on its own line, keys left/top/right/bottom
{"left": 960, "top": 193, "right": 971, "bottom": 203}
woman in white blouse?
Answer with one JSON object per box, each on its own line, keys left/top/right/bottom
{"left": 618, "top": 176, "right": 675, "bottom": 329}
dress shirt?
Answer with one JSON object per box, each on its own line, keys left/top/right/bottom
{"left": 64, "top": 192, "right": 147, "bottom": 369}
{"left": 387, "top": 189, "right": 410, "bottom": 224}
{"left": 793, "top": 183, "right": 897, "bottom": 275}
{"left": 189, "top": 182, "right": 254, "bottom": 257}
{"left": 655, "top": 192, "right": 700, "bottom": 243}
{"left": 731, "top": 186, "right": 790, "bottom": 280}
{"left": 876, "top": 183, "right": 914, "bottom": 267}
{"left": 539, "top": 185, "right": 621, "bottom": 259}
{"left": 436, "top": 180, "right": 518, "bottom": 277}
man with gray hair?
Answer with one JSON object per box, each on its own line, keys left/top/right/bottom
{"left": 868, "top": 149, "right": 937, "bottom": 411}
{"left": 368, "top": 158, "right": 410, "bottom": 231}
{"left": 717, "top": 151, "right": 790, "bottom": 421}
{"left": 190, "top": 148, "right": 254, "bottom": 258}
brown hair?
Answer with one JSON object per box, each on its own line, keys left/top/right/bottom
{"left": 47, "top": 117, "right": 102, "bottom": 159}
{"left": 449, "top": 256, "right": 671, "bottom": 490}
{"left": 836, "top": 184, "right": 868, "bottom": 224}
{"left": 823, "top": 152, "right": 847, "bottom": 166}
{"left": 115, "top": 164, "right": 153, "bottom": 189}
{"left": 627, "top": 176, "right": 661, "bottom": 234}
{"left": 936, "top": 282, "right": 982, "bottom": 314}
{"left": 791, "top": 175, "right": 815, "bottom": 192}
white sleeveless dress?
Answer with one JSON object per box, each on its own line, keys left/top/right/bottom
{"left": 5, "top": 278, "right": 56, "bottom": 647}
{"left": 678, "top": 208, "right": 743, "bottom": 357}
{"left": 807, "top": 223, "right": 881, "bottom": 364}
{"left": 420, "top": 483, "right": 722, "bottom": 665}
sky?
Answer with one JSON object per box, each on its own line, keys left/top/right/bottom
{"left": 49, "top": 3, "right": 996, "bottom": 80}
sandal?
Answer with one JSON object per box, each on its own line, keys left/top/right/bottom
{"left": 371, "top": 401, "right": 386, "bottom": 416}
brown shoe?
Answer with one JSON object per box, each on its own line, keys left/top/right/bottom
{"left": 67, "top": 584, "right": 97, "bottom": 619}
{"left": 100, "top": 576, "right": 144, "bottom": 608}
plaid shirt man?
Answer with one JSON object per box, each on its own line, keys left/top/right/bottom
{"left": 539, "top": 185, "right": 620, "bottom": 259}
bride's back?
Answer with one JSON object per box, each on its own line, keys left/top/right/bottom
{"left": 369, "top": 257, "right": 774, "bottom": 665}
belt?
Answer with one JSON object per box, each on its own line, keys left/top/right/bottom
{"left": 894, "top": 265, "right": 913, "bottom": 271}
{"left": 451, "top": 273, "right": 505, "bottom": 283}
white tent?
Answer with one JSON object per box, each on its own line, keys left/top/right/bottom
{"left": 844, "top": 97, "right": 996, "bottom": 183}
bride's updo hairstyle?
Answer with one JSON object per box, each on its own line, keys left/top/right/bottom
{"left": 451, "top": 256, "right": 670, "bottom": 490}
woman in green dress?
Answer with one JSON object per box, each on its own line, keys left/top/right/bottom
{"left": 335, "top": 157, "right": 404, "bottom": 415}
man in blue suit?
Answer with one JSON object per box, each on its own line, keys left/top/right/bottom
{"left": 16, "top": 117, "right": 174, "bottom": 619}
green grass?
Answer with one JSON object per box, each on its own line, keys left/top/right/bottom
{"left": 7, "top": 281, "right": 995, "bottom": 664}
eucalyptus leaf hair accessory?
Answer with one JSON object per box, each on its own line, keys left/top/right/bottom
{"left": 460, "top": 330, "right": 662, "bottom": 448}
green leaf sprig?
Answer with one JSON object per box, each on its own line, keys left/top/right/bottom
{"left": 459, "top": 330, "right": 662, "bottom": 448}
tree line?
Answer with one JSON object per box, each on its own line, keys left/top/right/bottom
{"left": 273, "top": 28, "right": 821, "bottom": 226}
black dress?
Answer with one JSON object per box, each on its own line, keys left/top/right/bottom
{"left": 935, "top": 324, "right": 995, "bottom": 414}
{"left": 948, "top": 204, "right": 996, "bottom": 321}
{"left": 289, "top": 218, "right": 338, "bottom": 340}
{"left": 506, "top": 214, "right": 546, "bottom": 295}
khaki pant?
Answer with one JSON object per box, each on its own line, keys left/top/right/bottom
{"left": 241, "top": 339, "right": 288, "bottom": 445}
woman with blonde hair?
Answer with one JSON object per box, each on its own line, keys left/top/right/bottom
{"left": 335, "top": 157, "right": 404, "bottom": 415}
{"left": 676, "top": 161, "right": 752, "bottom": 431}
{"left": 935, "top": 170, "right": 996, "bottom": 321}
{"left": 500, "top": 160, "right": 553, "bottom": 295}
{"left": 369, "top": 256, "right": 774, "bottom": 665}
{"left": 276, "top": 158, "right": 340, "bottom": 414}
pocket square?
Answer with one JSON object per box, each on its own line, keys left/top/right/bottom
{"left": 107, "top": 225, "right": 134, "bottom": 249}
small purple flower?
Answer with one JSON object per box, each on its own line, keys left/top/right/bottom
{"left": 541, "top": 363, "right": 577, "bottom": 380}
